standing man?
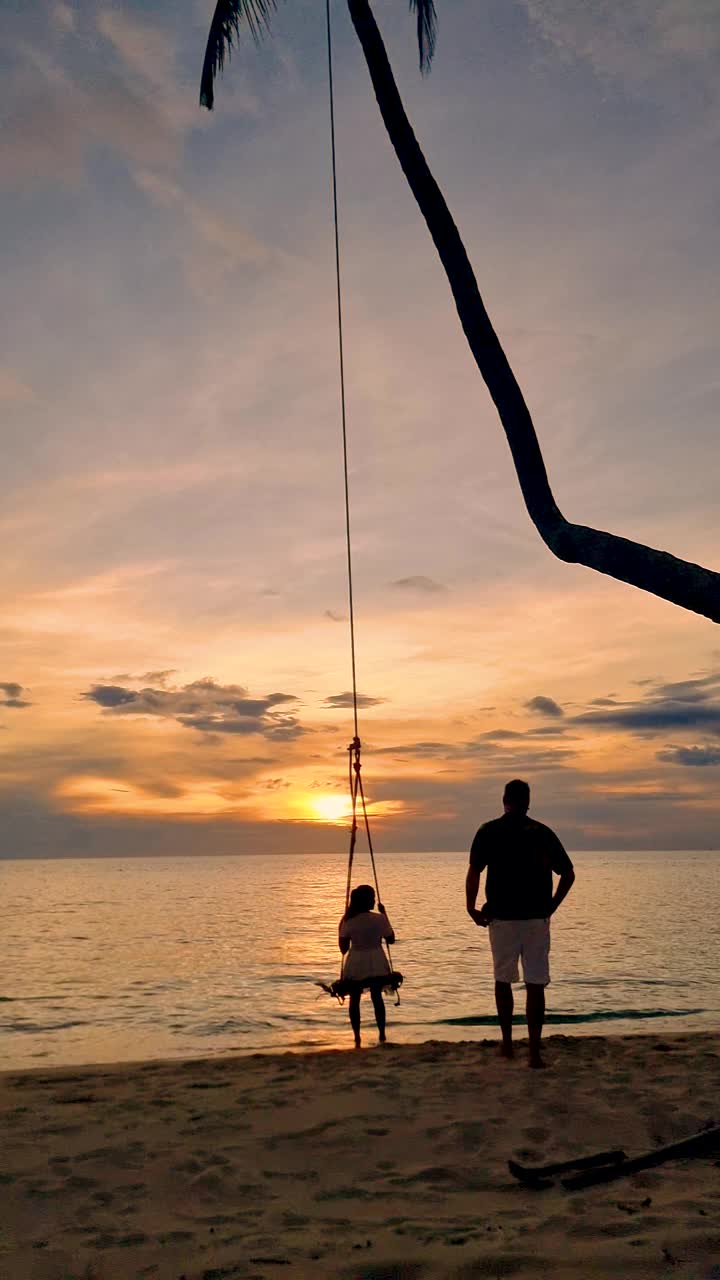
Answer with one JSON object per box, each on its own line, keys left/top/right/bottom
{"left": 466, "top": 779, "right": 575, "bottom": 1068}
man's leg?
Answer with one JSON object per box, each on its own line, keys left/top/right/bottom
{"left": 526, "top": 984, "right": 546, "bottom": 1068}
{"left": 494, "top": 981, "right": 514, "bottom": 1058}
{"left": 521, "top": 919, "right": 551, "bottom": 1068}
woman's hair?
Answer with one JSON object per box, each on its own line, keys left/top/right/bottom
{"left": 344, "top": 884, "right": 375, "bottom": 920}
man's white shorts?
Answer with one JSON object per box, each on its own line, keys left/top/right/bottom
{"left": 488, "top": 918, "right": 551, "bottom": 986}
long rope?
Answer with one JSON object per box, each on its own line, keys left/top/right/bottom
{"left": 325, "top": 0, "right": 359, "bottom": 745}
{"left": 348, "top": 738, "right": 398, "bottom": 998}
{"left": 325, "top": 1, "right": 398, "bottom": 1003}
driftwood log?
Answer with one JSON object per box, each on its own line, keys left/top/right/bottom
{"left": 508, "top": 1125, "right": 720, "bottom": 1190}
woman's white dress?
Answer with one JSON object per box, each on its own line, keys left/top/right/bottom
{"left": 339, "top": 910, "right": 393, "bottom": 981}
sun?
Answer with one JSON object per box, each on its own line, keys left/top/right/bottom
{"left": 309, "top": 793, "right": 351, "bottom": 824}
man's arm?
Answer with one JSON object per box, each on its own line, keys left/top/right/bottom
{"left": 378, "top": 905, "right": 396, "bottom": 946}
{"left": 546, "top": 828, "right": 575, "bottom": 917}
{"left": 466, "top": 859, "right": 489, "bottom": 926}
{"left": 551, "top": 864, "right": 575, "bottom": 914}
{"left": 549, "top": 834, "right": 575, "bottom": 915}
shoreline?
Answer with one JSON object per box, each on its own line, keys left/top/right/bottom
{"left": 4, "top": 1013, "right": 711, "bottom": 1077}
{"left": 0, "top": 1022, "right": 714, "bottom": 1078}
{"left": 3, "top": 1032, "right": 719, "bottom": 1278}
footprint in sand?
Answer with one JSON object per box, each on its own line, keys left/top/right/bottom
{"left": 282, "top": 1212, "right": 311, "bottom": 1228}
{"left": 24, "top": 1180, "right": 55, "bottom": 1199}
{"left": 53, "top": 1093, "right": 100, "bottom": 1106}
{"left": 65, "top": 1174, "right": 100, "bottom": 1190}
{"left": 451, "top": 1256, "right": 533, "bottom": 1277}
{"left": 340, "top": 1262, "right": 428, "bottom": 1279}
{"left": 566, "top": 1219, "right": 639, "bottom": 1239}
{"left": 89, "top": 1232, "right": 121, "bottom": 1249}
{"left": 118, "top": 1231, "right": 148, "bottom": 1246}
{"left": 522, "top": 1126, "right": 550, "bottom": 1144}
{"left": 201, "top": 1265, "right": 247, "bottom": 1280}
{"left": 158, "top": 1229, "right": 196, "bottom": 1244}
{"left": 199, "top": 1152, "right": 232, "bottom": 1167}
{"left": 73, "top": 1145, "right": 115, "bottom": 1162}
{"left": 172, "top": 1157, "right": 206, "bottom": 1174}
{"left": 189, "top": 1170, "right": 227, "bottom": 1197}
{"left": 116, "top": 1181, "right": 146, "bottom": 1197}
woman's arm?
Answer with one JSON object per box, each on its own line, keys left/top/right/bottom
{"left": 378, "top": 907, "right": 395, "bottom": 945}
{"left": 339, "top": 918, "right": 350, "bottom": 955}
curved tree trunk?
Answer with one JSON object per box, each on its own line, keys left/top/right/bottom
{"left": 347, "top": 0, "right": 720, "bottom": 625}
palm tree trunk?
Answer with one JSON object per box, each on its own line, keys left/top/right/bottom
{"left": 346, "top": 0, "right": 720, "bottom": 625}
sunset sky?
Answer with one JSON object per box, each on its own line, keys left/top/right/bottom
{"left": 1, "top": 0, "right": 718, "bottom": 858}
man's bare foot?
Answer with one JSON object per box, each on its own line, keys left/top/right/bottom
{"left": 529, "top": 1053, "right": 546, "bottom": 1069}
{"left": 354, "top": 1038, "right": 362, "bottom": 1050}
{"left": 500, "top": 1041, "right": 514, "bottom": 1059}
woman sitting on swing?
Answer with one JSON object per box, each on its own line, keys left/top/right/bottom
{"left": 339, "top": 885, "right": 395, "bottom": 1048}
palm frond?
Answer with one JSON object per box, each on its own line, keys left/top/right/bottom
{"left": 200, "top": 0, "right": 277, "bottom": 110}
{"left": 409, "top": 0, "right": 437, "bottom": 73}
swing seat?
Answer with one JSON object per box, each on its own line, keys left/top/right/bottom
{"left": 317, "top": 971, "right": 404, "bottom": 1001}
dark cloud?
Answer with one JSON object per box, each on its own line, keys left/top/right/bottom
{"left": 324, "top": 692, "right": 386, "bottom": 709}
{"left": 573, "top": 672, "right": 720, "bottom": 735}
{"left": 374, "top": 740, "right": 457, "bottom": 758}
{"left": 110, "top": 670, "right": 177, "bottom": 685}
{"left": 526, "top": 695, "right": 564, "bottom": 718}
{"left": 134, "top": 780, "right": 186, "bottom": 799}
{"left": 390, "top": 576, "right": 446, "bottom": 593}
{"left": 374, "top": 725, "right": 572, "bottom": 758}
{"left": 372, "top": 736, "right": 574, "bottom": 770}
{"left": 657, "top": 746, "right": 720, "bottom": 767}
{"left": 81, "top": 678, "right": 304, "bottom": 740}
{"left": 1, "top": 681, "right": 32, "bottom": 708}
{"left": 653, "top": 674, "right": 720, "bottom": 701}
{"left": 576, "top": 705, "right": 720, "bottom": 731}
{"left": 87, "top": 685, "right": 139, "bottom": 708}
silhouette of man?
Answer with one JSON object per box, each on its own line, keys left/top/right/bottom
{"left": 466, "top": 779, "right": 575, "bottom": 1068}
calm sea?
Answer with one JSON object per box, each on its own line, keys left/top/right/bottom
{"left": 1, "top": 851, "right": 717, "bottom": 1070}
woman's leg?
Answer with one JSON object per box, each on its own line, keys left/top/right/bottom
{"left": 348, "top": 989, "right": 361, "bottom": 1048}
{"left": 369, "top": 982, "right": 387, "bottom": 1042}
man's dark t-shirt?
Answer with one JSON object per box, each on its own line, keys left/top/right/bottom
{"left": 469, "top": 814, "right": 573, "bottom": 920}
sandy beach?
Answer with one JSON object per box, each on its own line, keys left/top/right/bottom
{"left": 2, "top": 1033, "right": 719, "bottom": 1280}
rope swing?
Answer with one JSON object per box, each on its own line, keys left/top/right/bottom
{"left": 318, "top": 0, "right": 402, "bottom": 1008}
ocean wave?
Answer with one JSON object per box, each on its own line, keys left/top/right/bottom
{"left": 2, "top": 1019, "right": 89, "bottom": 1034}
{"left": 431, "top": 1009, "right": 704, "bottom": 1027}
